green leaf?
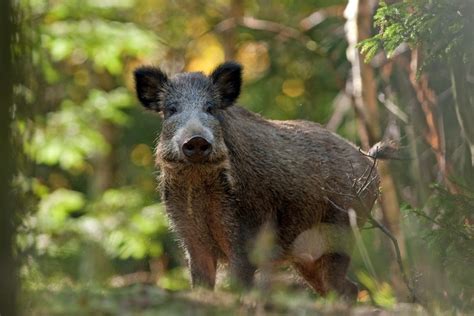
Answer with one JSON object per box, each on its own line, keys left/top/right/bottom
{"left": 38, "top": 189, "right": 85, "bottom": 231}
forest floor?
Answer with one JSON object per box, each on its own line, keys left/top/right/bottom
{"left": 25, "top": 283, "right": 427, "bottom": 315}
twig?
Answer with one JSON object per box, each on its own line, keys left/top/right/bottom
{"left": 356, "top": 155, "right": 418, "bottom": 303}
{"left": 353, "top": 163, "right": 371, "bottom": 191}
{"left": 321, "top": 187, "right": 359, "bottom": 199}
{"left": 358, "top": 175, "right": 379, "bottom": 197}
{"left": 358, "top": 146, "right": 375, "bottom": 158}
{"left": 349, "top": 209, "right": 379, "bottom": 282}
{"left": 325, "top": 197, "right": 349, "bottom": 214}
{"left": 326, "top": 91, "right": 352, "bottom": 132}
{"left": 326, "top": 152, "right": 418, "bottom": 303}
{"left": 368, "top": 214, "right": 417, "bottom": 303}
{"left": 410, "top": 207, "right": 470, "bottom": 241}
{"left": 215, "top": 17, "right": 309, "bottom": 43}
{"left": 349, "top": 161, "right": 358, "bottom": 191}
{"left": 361, "top": 224, "right": 377, "bottom": 230}
{"left": 378, "top": 93, "right": 409, "bottom": 124}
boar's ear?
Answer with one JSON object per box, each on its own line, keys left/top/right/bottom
{"left": 210, "top": 61, "right": 242, "bottom": 108}
{"left": 134, "top": 66, "right": 169, "bottom": 111}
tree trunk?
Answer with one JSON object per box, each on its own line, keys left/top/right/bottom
{"left": 391, "top": 57, "right": 434, "bottom": 205}
{"left": 92, "top": 122, "right": 120, "bottom": 194}
{"left": 0, "top": 0, "right": 18, "bottom": 315}
{"left": 409, "top": 49, "right": 459, "bottom": 193}
{"left": 450, "top": 58, "right": 474, "bottom": 180}
{"left": 345, "top": 0, "right": 407, "bottom": 295}
{"left": 221, "top": 0, "right": 244, "bottom": 60}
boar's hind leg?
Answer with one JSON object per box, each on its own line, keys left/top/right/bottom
{"left": 186, "top": 243, "right": 217, "bottom": 289}
{"left": 290, "top": 223, "right": 357, "bottom": 301}
{"left": 293, "top": 253, "right": 358, "bottom": 302}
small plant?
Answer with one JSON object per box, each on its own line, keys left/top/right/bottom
{"left": 405, "top": 185, "right": 474, "bottom": 310}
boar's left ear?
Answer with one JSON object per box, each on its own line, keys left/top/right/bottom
{"left": 210, "top": 61, "right": 242, "bottom": 108}
{"left": 134, "top": 66, "right": 169, "bottom": 111}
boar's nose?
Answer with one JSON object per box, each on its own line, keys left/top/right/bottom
{"left": 182, "top": 136, "right": 212, "bottom": 162}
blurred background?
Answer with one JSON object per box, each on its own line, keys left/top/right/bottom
{"left": 3, "top": 0, "right": 473, "bottom": 314}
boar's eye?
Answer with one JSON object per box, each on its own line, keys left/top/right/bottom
{"left": 164, "top": 104, "right": 177, "bottom": 118}
{"left": 204, "top": 102, "right": 214, "bottom": 114}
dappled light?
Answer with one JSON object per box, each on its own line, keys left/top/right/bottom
{"left": 2, "top": 0, "right": 473, "bottom": 315}
{"left": 186, "top": 34, "right": 226, "bottom": 74}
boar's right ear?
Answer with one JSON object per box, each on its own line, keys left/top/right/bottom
{"left": 210, "top": 61, "right": 242, "bottom": 108}
{"left": 134, "top": 66, "right": 169, "bottom": 111}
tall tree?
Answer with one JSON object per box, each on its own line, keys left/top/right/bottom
{"left": 0, "top": 0, "right": 17, "bottom": 315}
{"left": 345, "top": 0, "right": 404, "bottom": 248}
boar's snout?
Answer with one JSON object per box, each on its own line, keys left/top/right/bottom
{"left": 182, "top": 136, "right": 212, "bottom": 162}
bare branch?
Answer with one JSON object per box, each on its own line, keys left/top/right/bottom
{"left": 368, "top": 214, "right": 417, "bottom": 303}
{"left": 358, "top": 179, "right": 417, "bottom": 301}
{"left": 214, "top": 16, "right": 326, "bottom": 57}
{"left": 357, "top": 153, "right": 378, "bottom": 196}
{"left": 325, "top": 153, "right": 418, "bottom": 303}
{"left": 326, "top": 92, "right": 352, "bottom": 132}
{"left": 215, "top": 17, "right": 305, "bottom": 41}
{"left": 299, "top": 5, "right": 345, "bottom": 31}
{"left": 378, "top": 93, "right": 409, "bottom": 124}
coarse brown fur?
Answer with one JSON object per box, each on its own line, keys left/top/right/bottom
{"left": 134, "top": 62, "right": 379, "bottom": 301}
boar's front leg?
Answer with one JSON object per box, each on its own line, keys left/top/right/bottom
{"left": 185, "top": 241, "right": 217, "bottom": 289}
{"left": 229, "top": 253, "right": 256, "bottom": 289}
{"left": 228, "top": 225, "right": 257, "bottom": 289}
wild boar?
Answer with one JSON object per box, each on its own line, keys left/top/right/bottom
{"left": 134, "top": 61, "right": 379, "bottom": 301}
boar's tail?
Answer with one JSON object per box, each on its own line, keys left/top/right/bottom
{"left": 366, "top": 140, "right": 410, "bottom": 160}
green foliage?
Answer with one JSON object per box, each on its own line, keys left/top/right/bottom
{"left": 18, "top": 0, "right": 473, "bottom": 313}
{"left": 356, "top": 271, "right": 396, "bottom": 308}
{"left": 37, "top": 188, "right": 85, "bottom": 231}
{"left": 43, "top": 19, "right": 159, "bottom": 75}
{"left": 404, "top": 185, "right": 474, "bottom": 310}
{"left": 157, "top": 267, "right": 190, "bottom": 291}
{"left": 358, "top": 0, "right": 474, "bottom": 66}
{"left": 21, "top": 186, "right": 169, "bottom": 260}
{"left": 19, "top": 0, "right": 173, "bottom": 288}
{"left": 357, "top": 1, "right": 474, "bottom": 312}
{"left": 25, "top": 88, "right": 132, "bottom": 169}
{"left": 24, "top": 285, "right": 178, "bottom": 315}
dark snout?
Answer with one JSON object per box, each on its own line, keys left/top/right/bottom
{"left": 182, "top": 136, "right": 212, "bottom": 162}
